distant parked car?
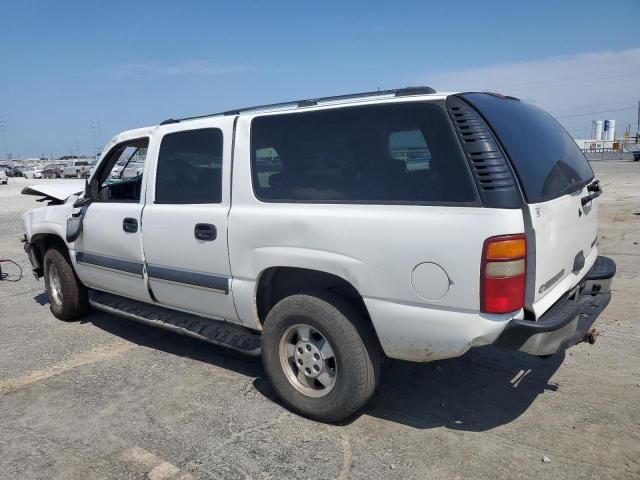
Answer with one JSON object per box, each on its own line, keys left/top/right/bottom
{"left": 21, "top": 167, "right": 43, "bottom": 179}
{"left": 42, "top": 163, "right": 66, "bottom": 178}
{"left": 0, "top": 169, "right": 7, "bottom": 184}
{"left": 62, "top": 160, "right": 92, "bottom": 178}
{"left": 632, "top": 150, "right": 640, "bottom": 161}
{"left": 4, "top": 166, "right": 23, "bottom": 177}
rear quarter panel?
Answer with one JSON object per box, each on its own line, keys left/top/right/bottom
{"left": 229, "top": 115, "right": 526, "bottom": 360}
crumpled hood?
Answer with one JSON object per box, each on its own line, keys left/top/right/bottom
{"left": 22, "top": 181, "right": 85, "bottom": 201}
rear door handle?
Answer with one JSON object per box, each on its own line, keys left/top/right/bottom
{"left": 195, "top": 223, "right": 216, "bottom": 241}
{"left": 123, "top": 217, "right": 138, "bottom": 233}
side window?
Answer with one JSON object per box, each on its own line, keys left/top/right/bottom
{"left": 155, "top": 128, "right": 223, "bottom": 204}
{"left": 103, "top": 146, "right": 147, "bottom": 182}
{"left": 389, "top": 130, "right": 431, "bottom": 172}
{"left": 251, "top": 103, "right": 477, "bottom": 204}
{"left": 95, "top": 139, "right": 149, "bottom": 203}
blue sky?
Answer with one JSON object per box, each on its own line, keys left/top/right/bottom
{"left": 1, "top": 0, "right": 639, "bottom": 158}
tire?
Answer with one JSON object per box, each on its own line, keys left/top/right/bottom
{"left": 43, "top": 247, "right": 88, "bottom": 321}
{"left": 261, "top": 292, "right": 380, "bottom": 422}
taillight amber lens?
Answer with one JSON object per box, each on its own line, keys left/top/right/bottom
{"left": 481, "top": 234, "right": 527, "bottom": 314}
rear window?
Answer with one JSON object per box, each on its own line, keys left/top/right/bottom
{"left": 463, "top": 93, "right": 594, "bottom": 203}
{"left": 251, "top": 102, "right": 477, "bottom": 204}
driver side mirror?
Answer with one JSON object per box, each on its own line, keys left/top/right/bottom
{"left": 68, "top": 180, "right": 91, "bottom": 241}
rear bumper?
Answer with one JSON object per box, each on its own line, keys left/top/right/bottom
{"left": 494, "top": 256, "right": 615, "bottom": 356}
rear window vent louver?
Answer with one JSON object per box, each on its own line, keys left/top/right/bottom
{"left": 446, "top": 96, "right": 521, "bottom": 208}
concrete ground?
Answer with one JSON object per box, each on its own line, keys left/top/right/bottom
{"left": 1, "top": 157, "right": 639, "bottom": 480}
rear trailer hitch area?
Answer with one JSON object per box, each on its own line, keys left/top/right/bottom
{"left": 495, "top": 256, "right": 615, "bottom": 357}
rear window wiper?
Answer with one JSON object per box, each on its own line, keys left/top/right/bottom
{"left": 581, "top": 180, "right": 602, "bottom": 206}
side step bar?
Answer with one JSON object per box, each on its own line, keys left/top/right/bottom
{"left": 89, "top": 290, "right": 262, "bottom": 356}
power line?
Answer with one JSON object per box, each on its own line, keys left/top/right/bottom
{"left": 555, "top": 106, "right": 636, "bottom": 119}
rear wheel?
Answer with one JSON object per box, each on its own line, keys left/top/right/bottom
{"left": 43, "top": 247, "right": 88, "bottom": 321}
{"left": 262, "top": 292, "right": 380, "bottom": 422}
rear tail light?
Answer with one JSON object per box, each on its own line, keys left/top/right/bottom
{"left": 481, "top": 234, "right": 527, "bottom": 314}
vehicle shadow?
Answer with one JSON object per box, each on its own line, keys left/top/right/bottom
{"left": 86, "top": 309, "right": 564, "bottom": 432}
{"left": 85, "top": 310, "right": 263, "bottom": 379}
{"left": 361, "top": 347, "right": 564, "bottom": 431}
{"left": 34, "top": 292, "right": 49, "bottom": 305}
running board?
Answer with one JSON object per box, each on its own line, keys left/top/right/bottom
{"left": 89, "top": 290, "right": 261, "bottom": 356}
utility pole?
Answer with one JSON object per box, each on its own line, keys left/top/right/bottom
{"left": 637, "top": 100, "right": 640, "bottom": 142}
{"left": 91, "top": 121, "right": 96, "bottom": 157}
{"left": 0, "top": 116, "right": 7, "bottom": 160}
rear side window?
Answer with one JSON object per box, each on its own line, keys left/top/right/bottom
{"left": 155, "top": 128, "right": 223, "bottom": 204}
{"left": 463, "top": 93, "right": 594, "bottom": 203}
{"left": 251, "top": 102, "right": 477, "bottom": 204}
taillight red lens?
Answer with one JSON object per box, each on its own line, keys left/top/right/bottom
{"left": 481, "top": 234, "right": 527, "bottom": 314}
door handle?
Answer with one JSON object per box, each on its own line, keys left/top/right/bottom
{"left": 123, "top": 217, "right": 138, "bottom": 233}
{"left": 194, "top": 223, "right": 216, "bottom": 241}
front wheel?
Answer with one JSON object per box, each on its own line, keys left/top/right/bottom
{"left": 262, "top": 292, "right": 380, "bottom": 422}
{"left": 43, "top": 247, "right": 88, "bottom": 320}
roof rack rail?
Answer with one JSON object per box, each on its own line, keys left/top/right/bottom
{"left": 395, "top": 86, "right": 437, "bottom": 96}
{"left": 160, "top": 86, "right": 437, "bottom": 124}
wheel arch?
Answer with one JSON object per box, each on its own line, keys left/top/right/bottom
{"left": 31, "top": 233, "right": 69, "bottom": 276}
{"left": 254, "top": 266, "right": 379, "bottom": 341}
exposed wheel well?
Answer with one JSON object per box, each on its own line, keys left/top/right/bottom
{"left": 31, "top": 234, "right": 68, "bottom": 276}
{"left": 255, "top": 267, "right": 372, "bottom": 328}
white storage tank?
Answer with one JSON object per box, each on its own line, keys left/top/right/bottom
{"left": 594, "top": 120, "right": 603, "bottom": 141}
{"left": 604, "top": 120, "right": 616, "bottom": 141}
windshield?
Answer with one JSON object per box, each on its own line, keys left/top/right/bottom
{"left": 462, "top": 93, "right": 594, "bottom": 203}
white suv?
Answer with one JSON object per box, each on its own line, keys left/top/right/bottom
{"left": 21, "top": 87, "right": 615, "bottom": 422}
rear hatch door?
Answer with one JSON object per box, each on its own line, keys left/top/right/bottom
{"left": 463, "top": 93, "right": 599, "bottom": 316}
